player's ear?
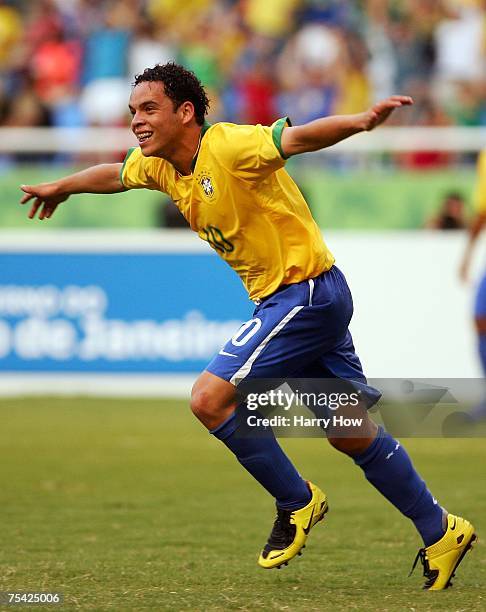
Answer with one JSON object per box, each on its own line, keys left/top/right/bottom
{"left": 179, "top": 101, "right": 196, "bottom": 125}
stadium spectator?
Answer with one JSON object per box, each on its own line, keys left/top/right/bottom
{"left": 1, "top": 78, "right": 52, "bottom": 163}
{"left": 389, "top": 17, "right": 435, "bottom": 93}
{"left": 2, "top": 79, "right": 50, "bottom": 128}
{"left": 242, "top": 0, "right": 301, "bottom": 39}
{"left": 80, "top": 78, "right": 130, "bottom": 126}
{"left": 23, "top": 0, "right": 64, "bottom": 55}
{"left": 276, "top": 23, "right": 342, "bottom": 124}
{"left": 179, "top": 14, "right": 222, "bottom": 91}
{"left": 364, "top": 3, "right": 396, "bottom": 102}
{"left": 425, "top": 191, "right": 467, "bottom": 230}
{"left": 146, "top": 0, "right": 212, "bottom": 39}
{"left": 0, "top": 0, "right": 22, "bottom": 69}
{"left": 434, "top": 2, "right": 485, "bottom": 83}
{"left": 128, "top": 18, "right": 176, "bottom": 79}
{"left": 82, "top": 12, "right": 131, "bottom": 84}
{"left": 61, "top": 0, "right": 107, "bottom": 39}
{"left": 30, "top": 31, "right": 82, "bottom": 104}
{"left": 236, "top": 64, "right": 277, "bottom": 126}
{"left": 446, "top": 81, "right": 484, "bottom": 127}
{"left": 158, "top": 198, "right": 191, "bottom": 228}
{"left": 334, "top": 29, "right": 371, "bottom": 115}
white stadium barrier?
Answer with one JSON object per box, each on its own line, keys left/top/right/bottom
{"left": 0, "top": 126, "right": 485, "bottom": 153}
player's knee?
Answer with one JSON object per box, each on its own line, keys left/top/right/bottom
{"left": 327, "top": 435, "right": 373, "bottom": 456}
{"left": 191, "top": 372, "right": 238, "bottom": 429}
{"left": 190, "top": 387, "right": 217, "bottom": 421}
{"left": 326, "top": 408, "right": 378, "bottom": 455}
{"left": 190, "top": 386, "right": 237, "bottom": 430}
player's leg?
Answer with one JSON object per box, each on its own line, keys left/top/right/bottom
{"left": 193, "top": 275, "right": 346, "bottom": 568}
{"left": 191, "top": 373, "right": 327, "bottom": 570}
{"left": 319, "top": 330, "right": 476, "bottom": 589}
{"left": 469, "top": 271, "right": 486, "bottom": 420}
{"left": 191, "top": 370, "right": 311, "bottom": 510}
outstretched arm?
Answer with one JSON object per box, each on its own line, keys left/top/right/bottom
{"left": 20, "top": 163, "right": 124, "bottom": 220}
{"left": 460, "top": 151, "right": 486, "bottom": 282}
{"left": 280, "top": 96, "right": 413, "bottom": 157}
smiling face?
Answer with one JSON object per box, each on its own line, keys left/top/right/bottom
{"left": 128, "top": 81, "right": 189, "bottom": 158}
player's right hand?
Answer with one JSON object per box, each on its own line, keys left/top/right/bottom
{"left": 19, "top": 183, "right": 69, "bottom": 220}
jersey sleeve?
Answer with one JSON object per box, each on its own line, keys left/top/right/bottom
{"left": 120, "top": 147, "right": 161, "bottom": 190}
{"left": 216, "top": 118, "right": 291, "bottom": 181}
{"left": 474, "top": 150, "right": 486, "bottom": 214}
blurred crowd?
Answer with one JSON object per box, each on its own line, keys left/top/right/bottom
{"left": 0, "top": 0, "right": 485, "bottom": 132}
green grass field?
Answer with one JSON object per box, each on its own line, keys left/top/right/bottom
{"left": 0, "top": 398, "right": 484, "bottom": 611}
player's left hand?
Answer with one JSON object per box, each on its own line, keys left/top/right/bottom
{"left": 362, "top": 96, "right": 413, "bottom": 131}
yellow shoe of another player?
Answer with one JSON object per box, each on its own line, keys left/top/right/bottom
{"left": 410, "top": 514, "right": 477, "bottom": 590}
{"left": 258, "top": 482, "right": 328, "bottom": 569}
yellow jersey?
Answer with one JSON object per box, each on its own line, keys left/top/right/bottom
{"left": 475, "top": 150, "right": 486, "bottom": 214}
{"left": 121, "top": 118, "right": 335, "bottom": 300}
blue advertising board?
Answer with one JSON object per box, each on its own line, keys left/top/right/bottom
{"left": 0, "top": 244, "right": 250, "bottom": 374}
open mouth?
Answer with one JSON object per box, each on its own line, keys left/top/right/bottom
{"left": 137, "top": 131, "right": 153, "bottom": 144}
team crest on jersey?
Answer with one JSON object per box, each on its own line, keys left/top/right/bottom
{"left": 197, "top": 171, "right": 216, "bottom": 201}
{"left": 201, "top": 176, "right": 213, "bottom": 196}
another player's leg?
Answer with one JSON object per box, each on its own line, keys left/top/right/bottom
{"left": 191, "top": 371, "right": 327, "bottom": 568}
{"left": 467, "top": 272, "right": 486, "bottom": 421}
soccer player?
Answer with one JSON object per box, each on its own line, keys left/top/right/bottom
{"left": 460, "top": 149, "right": 486, "bottom": 419}
{"left": 20, "top": 63, "right": 476, "bottom": 589}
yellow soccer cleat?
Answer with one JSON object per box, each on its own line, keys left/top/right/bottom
{"left": 410, "top": 514, "right": 477, "bottom": 590}
{"left": 258, "top": 482, "right": 328, "bottom": 569}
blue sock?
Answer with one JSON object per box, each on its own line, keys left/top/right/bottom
{"left": 211, "top": 412, "right": 311, "bottom": 510}
{"left": 353, "top": 427, "right": 445, "bottom": 547}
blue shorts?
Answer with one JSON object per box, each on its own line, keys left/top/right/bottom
{"left": 475, "top": 272, "right": 486, "bottom": 318}
{"left": 206, "top": 266, "right": 381, "bottom": 407}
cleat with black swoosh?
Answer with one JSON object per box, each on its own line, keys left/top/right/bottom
{"left": 409, "top": 514, "right": 476, "bottom": 590}
{"left": 258, "top": 481, "right": 328, "bottom": 569}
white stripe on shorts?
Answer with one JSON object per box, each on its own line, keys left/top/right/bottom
{"left": 230, "top": 305, "right": 304, "bottom": 385}
{"left": 308, "top": 279, "right": 314, "bottom": 306}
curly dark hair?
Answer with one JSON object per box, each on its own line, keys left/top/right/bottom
{"left": 133, "top": 62, "right": 210, "bottom": 125}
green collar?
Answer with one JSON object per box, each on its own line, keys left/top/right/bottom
{"left": 190, "top": 119, "right": 212, "bottom": 172}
